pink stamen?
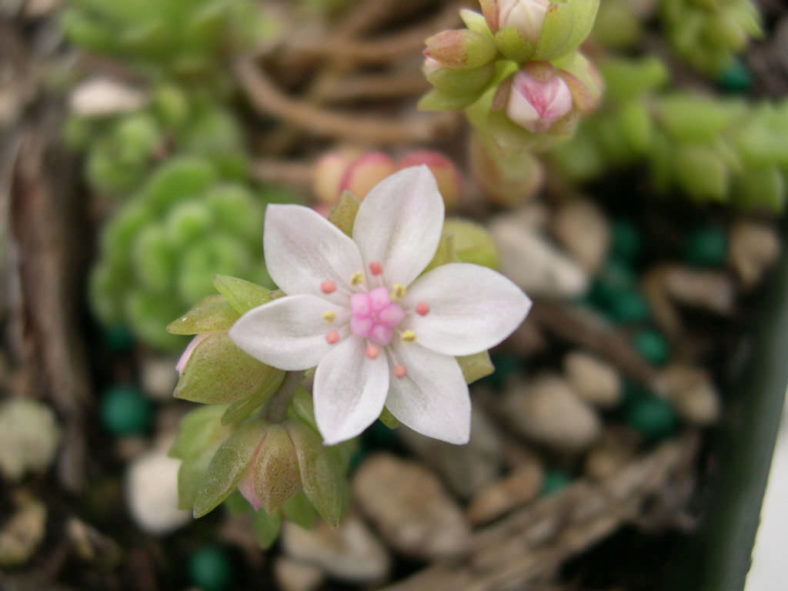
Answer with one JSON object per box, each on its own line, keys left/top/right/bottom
{"left": 369, "top": 261, "right": 383, "bottom": 276}
{"left": 349, "top": 287, "right": 405, "bottom": 346}
{"left": 365, "top": 344, "right": 380, "bottom": 360}
{"left": 394, "top": 364, "right": 407, "bottom": 379}
{"left": 325, "top": 330, "right": 340, "bottom": 345}
{"left": 321, "top": 280, "right": 337, "bottom": 294}
{"left": 416, "top": 301, "right": 430, "bottom": 316}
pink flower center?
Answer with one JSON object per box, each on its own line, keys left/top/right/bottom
{"left": 350, "top": 287, "right": 405, "bottom": 346}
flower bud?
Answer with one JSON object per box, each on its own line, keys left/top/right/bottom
{"left": 485, "top": 0, "right": 549, "bottom": 44}
{"left": 503, "top": 62, "right": 573, "bottom": 133}
{"left": 338, "top": 152, "right": 397, "bottom": 200}
{"left": 312, "top": 147, "right": 363, "bottom": 204}
{"left": 398, "top": 150, "right": 463, "bottom": 208}
{"left": 423, "top": 29, "right": 497, "bottom": 69}
{"left": 469, "top": 132, "right": 544, "bottom": 206}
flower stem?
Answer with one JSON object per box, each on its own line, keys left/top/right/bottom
{"left": 265, "top": 371, "right": 304, "bottom": 423}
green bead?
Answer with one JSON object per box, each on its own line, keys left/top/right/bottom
{"left": 624, "top": 396, "right": 678, "bottom": 443}
{"left": 719, "top": 60, "right": 752, "bottom": 94}
{"left": 608, "top": 289, "right": 650, "bottom": 324}
{"left": 488, "top": 354, "right": 521, "bottom": 390}
{"left": 100, "top": 385, "right": 151, "bottom": 436}
{"left": 103, "top": 326, "right": 135, "bottom": 352}
{"left": 633, "top": 330, "right": 670, "bottom": 366}
{"left": 611, "top": 219, "right": 641, "bottom": 262}
{"left": 684, "top": 226, "right": 727, "bottom": 267}
{"left": 188, "top": 545, "right": 233, "bottom": 591}
{"left": 541, "top": 471, "right": 571, "bottom": 496}
{"left": 589, "top": 258, "right": 637, "bottom": 310}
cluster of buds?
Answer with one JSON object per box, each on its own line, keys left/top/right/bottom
{"left": 554, "top": 57, "right": 788, "bottom": 212}
{"left": 312, "top": 148, "right": 463, "bottom": 208}
{"left": 659, "top": 0, "right": 762, "bottom": 76}
{"left": 420, "top": 0, "right": 603, "bottom": 150}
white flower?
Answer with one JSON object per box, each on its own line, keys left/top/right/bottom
{"left": 498, "top": 0, "right": 549, "bottom": 44}
{"left": 230, "top": 166, "right": 531, "bottom": 445}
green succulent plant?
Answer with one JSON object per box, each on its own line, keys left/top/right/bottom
{"left": 61, "top": 0, "right": 275, "bottom": 87}
{"left": 89, "top": 156, "right": 293, "bottom": 351}
{"left": 65, "top": 89, "right": 248, "bottom": 198}
{"left": 553, "top": 57, "right": 788, "bottom": 211}
{"left": 659, "top": 0, "right": 762, "bottom": 76}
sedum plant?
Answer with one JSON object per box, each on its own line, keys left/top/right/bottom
{"left": 168, "top": 167, "right": 530, "bottom": 542}
{"left": 659, "top": 0, "right": 762, "bottom": 76}
{"left": 89, "top": 156, "right": 287, "bottom": 351}
{"left": 65, "top": 88, "right": 248, "bottom": 199}
{"left": 554, "top": 57, "right": 788, "bottom": 211}
{"left": 61, "top": 0, "right": 274, "bottom": 88}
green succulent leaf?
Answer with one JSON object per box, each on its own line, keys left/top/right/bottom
{"left": 253, "top": 424, "right": 302, "bottom": 514}
{"left": 457, "top": 350, "right": 495, "bottom": 383}
{"left": 167, "top": 295, "right": 239, "bottom": 335}
{"left": 213, "top": 275, "right": 273, "bottom": 314}
{"left": 328, "top": 191, "right": 361, "bottom": 236}
{"left": 281, "top": 492, "right": 317, "bottom": 530}
{"left": 251, "top": 507, "right": 282, "bottom": 548}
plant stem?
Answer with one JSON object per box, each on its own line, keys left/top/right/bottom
{"left": 265, "top": 370, "right": 304, "bottom": 423}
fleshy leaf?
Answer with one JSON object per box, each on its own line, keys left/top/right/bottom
{"left": 175, "top": 332, "right": 285, "bottom": 404}
{"left": 423, "top": 229, "right": 456, "bottom": 274}
{"left": 281, "top": 491, "right": 318, "bottom": 530}
{"left": 460, "top": 8, "right": 494, "bottom": 37}
{"left": 327, "top": 190, "right": 360, "bottom": 236}
{"left": 221, "top": 370, "right": 286, "bottom": 425}
{"left": 494, "top": 27, "right": 535, "bottom": 63}
{"left": 251, "top": 507, "right": 282, "bottom": 548}
{"left": 379, "top": 407, "right": 400, "bottom": 429}
{"left": 418, "top": 88, "right": 480, "bottom": 112}
{"left": 287, "top": 420, "right": 349, "bottom": 527}
{"left": 213, "top": 275, "right": 274, "bottom": 314}
{"left": 167, "top": 295, "right": 239, "bottom": 335}
{"left": 533, "top": 1, "right": 574, "bottom": 60}
{"left": 170, "top": 404, "right": 228, "bottom": 460}
{"left": 457, "top": 350, "right": 495, "bottom": 383}
{"left": 286, "top": 387, "right": 318, "bottom": 432}
{"left": 253, "top": 424, "right": 302, "bottom": 514}
{"left": 193, "top": 418, "right": 266, "bottom": 518}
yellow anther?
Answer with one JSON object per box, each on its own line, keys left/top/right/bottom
{"left": 322, "top": 311, "right": 336, "bottom": 323}
{"left": 350, "top": 271, "right": 364, "bottom": 286}
{"left": 401, "top": 330, "right": 417, "bottom": 344}
{"left": 391, "top": 284, "right": 407, "bottom": 299}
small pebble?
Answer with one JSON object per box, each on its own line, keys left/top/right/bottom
{"left": 466, "top": 455, "right": 544, "bottom": 525}
{"left": 140, "top": 356, "right": 179, "bottom": 400}
{"left": 353, "top": 454, "right": 471, "bottom": 560}
{"left": 101, "top": 385, "right": 152, "bottom": 436}
{"left": 684, "top": 226, "right": 727, "bottom": 267}
{"left": 70, "top": 77, "right": 148, "bottom": 117}
{"left": 491, "top": 215, "right": 589, "bottom": 299}
{"left": 282, "top": 514, "right": 390, "bottom": 583}
{"left": 0, "top": 495, "right": 46, "bottom": 567}
{"left": 633, "top": 330, "right": 669, "bottom": 366}
{"left": 654, "top": 365, "right": 720, "bottom": 426}
{"left": 552, "top": 198, "right": 610, "bottom": 273}
{"left": 501, "top": 375, "right": 602, "bottom": 453}
{"left": 728, "top": 220, "right": 780, "bottom": 289}
{"left": 274, "top": 557, "right": 325, "bottom": 591}
{"left": 126, "top": 449, "right": 190, "bottom": 535}
{"left": 188, "top": 545, "right": 233, "bottom": 591}
{"left": 624, "top": 395, "right": 678, "bottom": 443}
{"left": 541, "top": 471, "right": 571, "bottom": 496}
{"left": 584, "top": 427, "right": 640, "bottom": 481}
{"left": 563, "top": 351, "right": 622, "bottom": 409}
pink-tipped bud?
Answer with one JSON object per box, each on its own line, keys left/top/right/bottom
{"left": 504, "top": 62, "right": 573, "bottom": 133}
{"left": 175, "top": 333, "right": 209, "bottom": 374}
{"left": 339, "top": 152, "right": 397, "bottom": 200}
{"left": 312, "top": 147, "right": 363, "bottom": 204}
{"left": 398, "top": 150, "right": 463, "bottom": 208}
{"left": 496, "top": 0, "right": 549, "bottom": 43}
{"left": 423, "top": 29, "right": 497, "bottom": 69}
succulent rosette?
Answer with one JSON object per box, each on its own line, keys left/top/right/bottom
{"left": 230, "top": 166, "right": 531, "bottom": 445}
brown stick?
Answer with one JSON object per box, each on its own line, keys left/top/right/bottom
{"left": 317, "top": 70, "right": 430, "bottom": 102}
{"left": 253, "top": 158, "right": 314, "bottom": 188}
{"left": 235, "top": 57, "right": 460, "bottom": 145}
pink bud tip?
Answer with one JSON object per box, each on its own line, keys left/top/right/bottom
{"left": 365, "top": 344, "right": 380, "bottom": 360}
{"left": 326, "top": 330, "right": 340, "bottom": 345}
{"left": 339, "top": 152, "right": 396, "bottom": 200}
{"left": 394, "top": 364, "right": 407, "bottom": 379}
{"left": 506, "top": 62, "right": 574, "bottom": 133}
{"left": 321, "top": 280, "right": 337, "bottom": 294}
{"left": 369, "top": 261, "right": 383, "bottom": 276}
{"left": 416, "top": 301, "right": 430, "bottom": 316}
{"left": 312, "top": 147, "right": 363, "bottom": 204}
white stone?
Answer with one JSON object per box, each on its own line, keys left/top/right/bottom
{"left": 141, "top": 356, "right": 179, "bottom": 400}
{"left": 729, "top": 220, "right": 780, "bottom": 290}
{"left": 126, "top": 449, "right": 190, "bottom": 535}
{"left": 552, "top": 198, "right": 610, "bottom": 273}
{"left": 0, "top": 398, "right": 60, "bottom": 481}
{"left": 564, "top": 351, "right": 621, "bottom": 408}
{"left": 490, "top": 214, "right": 589, "bottom": 298}
{"left": 282, "top": 513, "right": 390, "bottom": 583}
{"left": 70, "top": 78, "right": 147, "bottom": 117}
{"left": 654, "top": 365, "right": 720, "bottom": 426}
{"left": 274, "top": 557, "right": 325, "bottom": 591}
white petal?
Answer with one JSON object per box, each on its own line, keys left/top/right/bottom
{"left": 264, "top": 204, "right": 364, "bottom": 301}
{"left": 386, "top": 342, "right": 470, "bottom": 444}
{"left": 404, "top": 263, "right": 532, "bottom": 356}
{"left": 229, "top": 295, "right": 347, "bottom": 371}
{"left": 314, "top": 337, "right": 389, "bottom": 444}
{"left": 353, "top": 166, "right": 444, "bottom": 287}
